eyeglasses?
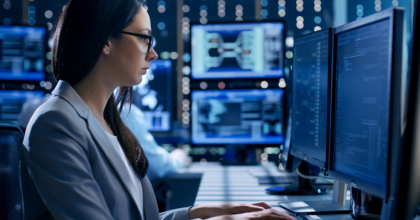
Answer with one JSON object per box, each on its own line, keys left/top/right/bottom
{"left": 119, "top": 31, "right": 156, "bottom": 53}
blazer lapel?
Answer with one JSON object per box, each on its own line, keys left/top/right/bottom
{"left": 52, "top": 80, "right": 144, "bottom": 218}
{"left": 141, "top": 177, "right": 160, "bottom": 220}
{"left": 86, "top": 110, "right": 144, "bottom": 219}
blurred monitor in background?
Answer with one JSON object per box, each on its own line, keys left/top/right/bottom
{"left": 191, "top": 89, "right": 284, "bottom": 145}
{"left": 191, "top": 21, "right": 284, "bottom": 79}
{"left": 131, "top": 60, "right": 172, "bottom": 132}
{"left": 0, "top": 25, "right": 47, "bottom": 81}
{"left": 0, "top": 90, "right": 45, "bottom": 127}
{"left": 120, "top": 59, "right": 190, "bottom": 179}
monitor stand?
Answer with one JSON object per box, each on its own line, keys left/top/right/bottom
{"left": 278, "top": 180, "right": 351, "bottom": 214}
{"left": 266, "top": 161, "right": 329, "bottom": 195}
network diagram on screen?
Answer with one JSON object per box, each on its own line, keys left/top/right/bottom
{"left": 191, "top": 22, "right": 284, "bottom": 79}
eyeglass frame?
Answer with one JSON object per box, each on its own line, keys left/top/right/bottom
{"left": 119, "top": 31, "right": 155, "bottom": 53}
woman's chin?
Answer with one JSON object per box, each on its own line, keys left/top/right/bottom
{"left": 131, "top": 76, "right": 143, "bottom": 86}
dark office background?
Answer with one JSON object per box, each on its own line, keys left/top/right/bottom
{"left": 0, "top": 0, "right": 413, "bottom": 162}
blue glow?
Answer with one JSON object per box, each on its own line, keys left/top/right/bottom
{"left": 28, "top": 18, "right": 36, "bottom": 26}
{"left": 261, "top": 9, "right": 268, "bottom": 17}
{"left": 3, "top": 18, "right": 11, "bottom": 26}
{"left": 261, "top": 0, "right": 268, "bottom": 7}
{"left": 157, "top": 22, "right": 166, "bottom": 30}
{"left": 183, "top": 53, "right": 191, "bottom": 62}
{"left": 314, "top": 16, "right": 322, "bottom": 24}
{"left": 200, "top": 5, "right": 208, "bottom": 11}
{"left": 158, "top": 0, "right": 166, "bottom": 6}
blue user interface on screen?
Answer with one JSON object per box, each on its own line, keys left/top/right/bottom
{"left": 333, "top": 19, "right": 391, "bottom": 190}
{"left": 132, "top": 60, "right": 172, "bottom": 132}
{"left": 0, "top": 26, "right": 46, "bottom": 81}
{"left": 0, "top": 90, "right": 44, "bottom": 124}
{"left": 191, "top": 22, "right": 284, "bottom": 79}
{"left": 291, "top": 29, "right": 330, "bottom": 163}
{"left": 192, "top": 89, "right": 284, "bottom": 144}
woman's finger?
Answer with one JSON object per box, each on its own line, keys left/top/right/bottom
{"left": 251, "top": 202, "right": 272, "bottom": 209}
{"left": 234, "top": 204, "right": 265, "bottom": 213}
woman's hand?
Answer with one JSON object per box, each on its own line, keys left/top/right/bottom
{"left": 189, "top": 202, "right": 273, "bottom": 219}
{"left": 205, "top": 208, "right": 295, "bottom": 220}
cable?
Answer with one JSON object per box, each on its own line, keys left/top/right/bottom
{"left": 295, "top": 169, "right": 334, "bottom": 184}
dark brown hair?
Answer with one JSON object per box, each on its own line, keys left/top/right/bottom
{"left": 51, "top": 0, "right": 148, "bottom": 177}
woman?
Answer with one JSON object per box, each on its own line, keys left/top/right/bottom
{"left": 22, "top": 0, "right": 294, "bottom": 219}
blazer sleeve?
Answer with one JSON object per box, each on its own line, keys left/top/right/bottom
{"left": 23, "top": 110, "right": 114, "bottom": 220}
{"left": 159, "top": 207, "right": 191, "bottom": 220}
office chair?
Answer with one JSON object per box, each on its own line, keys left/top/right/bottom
{"left": 0, "top": 121, "right": 25, "bottom": 220}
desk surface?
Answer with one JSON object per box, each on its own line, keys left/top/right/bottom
{"left": 181, "top": 162, "right": 354, "bottom": 220}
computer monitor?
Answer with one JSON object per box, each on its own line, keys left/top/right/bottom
{"left": 191, "top": 89, "right": 284, "bottom": 145}
{"left": 191, "top": 21, "right": 284, "bottom": 79}
{"left": 290, "top": 28, "right": 333, "bottom": 170}
{"left": 0, "top": 25, "right": 47, "bottom": 81}
{"left": 132, "top": 60, "right": 172, "bottom": 132}
{"left": 277, "top": 30, "right": 349, "bottom": 209}
{"left": 329, "top": 8, "right": 404, "bottom": 200}
{"left": 0, "top": 90, "right": 44, "bottom": 124}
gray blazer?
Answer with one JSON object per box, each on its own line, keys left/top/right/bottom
{"left": 22, "top": 80, "right": 190, "bottom": 220}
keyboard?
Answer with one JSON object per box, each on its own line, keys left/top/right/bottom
{"left": 289, "top": 213, "right": 317, "bottom": 220}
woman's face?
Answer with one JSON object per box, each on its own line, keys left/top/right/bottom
{"left": 107, "top": 6, "right": 158, "bottom": 87}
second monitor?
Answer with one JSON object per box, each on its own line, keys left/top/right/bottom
{"left": 291, "top": 28, "right": 332, "bottom": 169}
{"left": 191, "top": 89, "right": 284, "bottom": 145}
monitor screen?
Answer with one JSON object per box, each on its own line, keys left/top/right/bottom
{"left": 0, "top": 25, "right": 46, "bottom": 81}
{"left": 191, "top": 89, "right": 284, "bottom": 144}
{"left": 332, "top": 19, "right": 392, "bottom": 190}
{"left": 0, "top": 90, "right": 44, "bottom": 124}
{"left": 132, "top": 60, "right": 172, "bottom": 132}
{"left": 191, "top": 22, "right": 284, "bottom": 79}
{"left": 291, "top": 29, "right": 330, "bottom": 165}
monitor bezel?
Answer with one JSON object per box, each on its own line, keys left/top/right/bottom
{"left": 289, "top": 28, "right": 333, "bottom": 170}
{"left": 392, "top": 1, "right": 420, "bottom": 218}
{"left": 0, "top": 24, "right": 49, "bottom": 82}
{"left": 328, "top": 8, "right": 404, "bottom": 200}
{"left": 190, "top": 88, "right": 286, "bottom": 146}
{"left": 189, "top": 19, "right": 286, "bottom": 80}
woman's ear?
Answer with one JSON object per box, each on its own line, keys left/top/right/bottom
{"left": 103, "top": 39, "right": 111, "bottom": 55}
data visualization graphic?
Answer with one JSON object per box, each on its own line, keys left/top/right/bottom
{"left": 132, "top": 60, "right": 172, "bottom": 132}
{"left": 191, "top": 89, "right": 284, "bottom": 144}
{"left": 191, "top": 22, "right": 284, "bottom": 79}
{"left": 333, "top": 19, "right": 391, "bottom": 189}
{"left": 291, "top": 30, "right": 330, "bottom": 163}
{"left": 0, "top": 26, "right": 46, "bottom": 81}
